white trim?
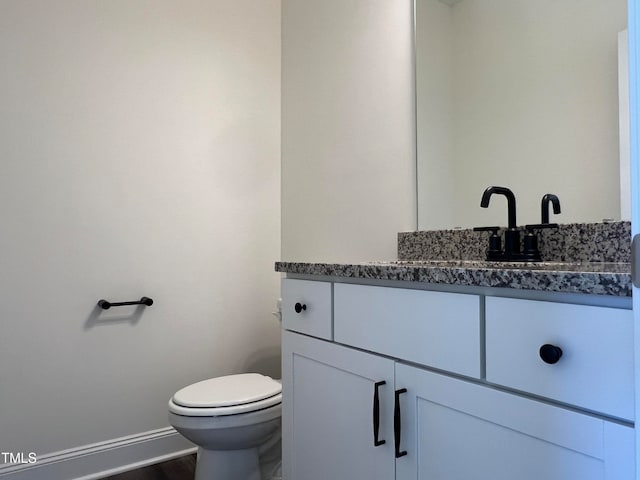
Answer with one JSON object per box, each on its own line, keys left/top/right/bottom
{"left": 0, "top": 427, "right": 196, "bottom": 480}
{"left": 628, "top": 0, "right": 640, "bottom": 477}
{"left": 620, "top": 29, "right": 632, "bottom": 221}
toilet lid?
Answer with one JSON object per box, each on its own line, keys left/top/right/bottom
{"left": 172, "top": 373, "right": 282, "bottom": 408}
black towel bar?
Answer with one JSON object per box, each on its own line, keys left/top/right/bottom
{"left": 98, "top": 297, "right": 153, "bottom": 310}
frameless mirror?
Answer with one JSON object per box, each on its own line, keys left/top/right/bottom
{"left": 415, "top": 0, "right": 628, "bottom": 230}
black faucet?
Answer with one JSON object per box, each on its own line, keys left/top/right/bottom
{"left": 478, "top": 186, "right": 521, "bottom": 260}
{"left": 522, "top": 194, "right": 561, "bottom": 261}
{"left": 474, "top": 188, "right": 561, "bottom": 262}
{"left": 480, "top": 186, "right": 517, "bottom": 228}
{"left": 541, "top": 194, "right": 561, "bottom": 224}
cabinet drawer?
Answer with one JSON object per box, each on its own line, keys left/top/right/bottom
{"left": 486, "top": 297, "right": 634, "bottom": 421}
{"left": 334, "top": 283, "right": 481, "bottom": 378}
{"left": 281, "top": 279, "right": 332, "bottom": 340}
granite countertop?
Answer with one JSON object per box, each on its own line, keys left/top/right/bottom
{"left": 275, "top": 260, "right": 632, "bottom": 297}
{"left": 277, "top": 222, "right": 633, "bottom": 297}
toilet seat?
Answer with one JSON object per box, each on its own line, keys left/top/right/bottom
{"left": 169, "top": 373, "right": 282, "bottom": 417}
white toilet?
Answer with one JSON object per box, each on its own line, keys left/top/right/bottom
{"left": 168, "top": 373, "right": 282, "bottom": 480}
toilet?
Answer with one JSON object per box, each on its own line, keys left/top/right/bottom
{"left": 168, "top": 373, "right": 282, "bottom": 480}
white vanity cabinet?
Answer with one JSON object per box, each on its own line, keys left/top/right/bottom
{"left": 485, "top": 297, "right": 635, "bottom": 421}
{"left": 281, "top": 331, "right": 395, "bottom": 480}
{"left": 281, "top": 279, "right": 333, "bottom": 340}
{"left": 281, "top": 278, "right": 635, "bottom": 480}
{"left": 396, "top": 364, "right": 634, "bottom": 480}
{"left": 333, "top": 283, "right": 481, "bottom": 378}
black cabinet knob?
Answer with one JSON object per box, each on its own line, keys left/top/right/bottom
{"left": 294, "top": 302, "right": 307, "bottom": 313}
{"left": 539, "top": 344, "right": 563, "bottom": 364}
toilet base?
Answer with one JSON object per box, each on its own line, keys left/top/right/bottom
{"left": 195, "top": 447, "right": 261, "bottom": 480}
{"left": 168, "top": 392, "right": 282, "bottom": 480}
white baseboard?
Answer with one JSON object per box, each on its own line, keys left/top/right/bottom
{"left": 0, "top": 427, "right": 196, "bottom": 480}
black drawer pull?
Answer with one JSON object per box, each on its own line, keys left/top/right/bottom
{"left": 539, "top": 344, "right": 563, "bottom": 364}
{"left": 294, "top": 302, "right": 307, "bottom": 313}
{"left": 373, "top": 381, "right": 386, "bottom": 447}
{"left": 394, "top": 388, "right": 408, "bottom": 458}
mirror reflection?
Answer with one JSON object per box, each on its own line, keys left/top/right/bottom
{"left": 416, "top": 0, "right": 628, "bottom": 230}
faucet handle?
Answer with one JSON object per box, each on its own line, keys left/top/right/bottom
{"left": 473, "top": 226, "right": 501, "bottom": 232}
{"left": 520, "top": 224, "right": 559, "bottom": 262}
{"left": 473, "top": 226, "right": 503, "bottom": 260}
{"left": 524, "top": 223, "right": 559, "bottom": 231}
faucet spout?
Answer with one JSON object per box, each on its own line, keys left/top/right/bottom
{"left": 480, "top": 186, "right": 517, "bottom": 229}
{"left": 541, "top": 194, "right": 561, "bottom": 224}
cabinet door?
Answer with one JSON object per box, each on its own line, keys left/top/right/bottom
{"left": 281, "top": 331, "right": 395, "bottom": 480}
{"left": 395, "top": 363, "right": 634, "bottom": 480}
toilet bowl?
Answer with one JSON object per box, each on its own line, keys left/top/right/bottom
{"left": 168, "top": 373, "right": 282, "bottom": 480}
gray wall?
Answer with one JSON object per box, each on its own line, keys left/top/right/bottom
{"left": 281, "top": 0, "right": 417, "bottom": 262}
{"left": 0, "top": 0, "right": 281, "bottom": 457}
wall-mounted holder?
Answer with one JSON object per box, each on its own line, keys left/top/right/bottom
{"left": 97, "top": 297, "right": 154, "bottom": 310}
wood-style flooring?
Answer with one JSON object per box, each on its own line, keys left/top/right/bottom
{"left": 103, "top": 454, "right": 196, "bottom": 480}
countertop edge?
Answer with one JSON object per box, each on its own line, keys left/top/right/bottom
{"left": 274, "top": 261, "right": 632, "bottom": 297}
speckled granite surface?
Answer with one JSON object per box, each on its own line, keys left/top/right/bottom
{"left": 275, "top": 260, "right": 631, "bottom": 297}
{"left": 398, "top": 222, "right": 631, "bottom": 263}
{"left": 276, "top": 222, "right": 632, "bottom": 297}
